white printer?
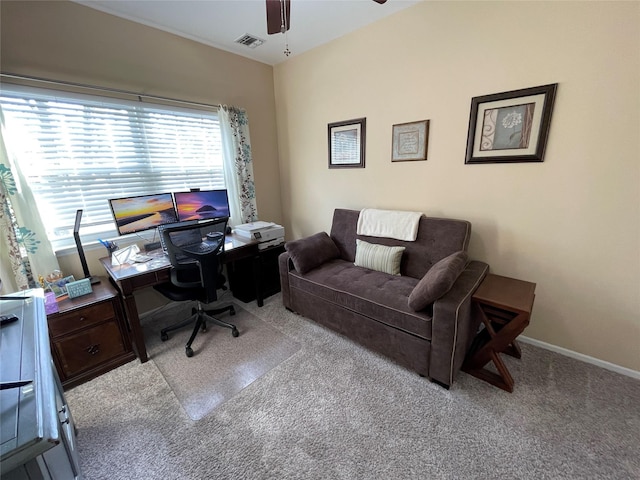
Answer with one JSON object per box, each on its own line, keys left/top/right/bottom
{"left": 234, "top": 221, "right": 285, "bottom": 249}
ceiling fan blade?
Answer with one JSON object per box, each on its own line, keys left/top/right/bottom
{"left": 372, "top": 0, "right": 388, "bottom": 3}
{"left": 266, "top": 0, "right": 291, "bottom": 35}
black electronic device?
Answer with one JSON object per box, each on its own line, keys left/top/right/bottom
{"left": 0, "top": 314, "right": 19, "bottom": 326}
{"left": 74, "top": 209, "right": 100, "bottom": 285}
{"left": 108, "top": 192, "right": 179, "bottom": 236}
{"left": 173, "top": 189, "right": 230, "bottom": 222}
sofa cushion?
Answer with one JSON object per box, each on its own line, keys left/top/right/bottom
{"left": 408, "top": 250, "right": 468, "bottom": 311}
{"left": 354, "top": 239, "right": 405, "bottom": 276}
{"left": 285, "top": 232, "right": 340, "bottom": 274}
{"left": 288, "top": 259, "right": 433, "bottom": 340}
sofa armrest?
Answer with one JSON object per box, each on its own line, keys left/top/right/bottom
{"left": 278, "top": 251, "right": 294, "bottom": 310}
{"left": 429, "top": 260, "right": 489, "bottom": 387}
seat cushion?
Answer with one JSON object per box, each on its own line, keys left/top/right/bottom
{"left": 288, "top": 259, "right": 433, "bottom": 340}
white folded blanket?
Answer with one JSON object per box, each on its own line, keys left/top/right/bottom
{"left": 356, "top": 208, "right": 423, "bottom": 241}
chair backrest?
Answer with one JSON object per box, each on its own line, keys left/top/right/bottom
{"left": 159, "top": 217, "right": 228, "bottom": 303}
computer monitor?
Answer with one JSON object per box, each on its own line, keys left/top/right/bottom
{"left": 173, "top": 189, "right": 230, "bottom": 222}
{"left": 108, "top": 193, "right": 179, "bottom": 236}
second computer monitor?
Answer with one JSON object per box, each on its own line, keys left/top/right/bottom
{"left": 174, "top": 189, "right": 230, "bottom": 222}
{"left": 109, "top": 192, "right": 179, "bottom": 235}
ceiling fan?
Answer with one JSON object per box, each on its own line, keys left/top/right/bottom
{"left": 265, "top": 0, "right": 388, "bottom": 35}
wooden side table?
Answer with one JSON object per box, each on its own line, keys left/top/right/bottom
{"left": 47, "top": 278, "right": 136, "bottom": 389}
{"left": 462, "top": 273, "right": 536, "bottom": 392}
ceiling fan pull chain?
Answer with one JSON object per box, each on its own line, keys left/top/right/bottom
{"left": 281, "top": 0, "right": 291, "bottom": 56}
{"left": 284, "top": 32, "right": 291, "bottom": 57}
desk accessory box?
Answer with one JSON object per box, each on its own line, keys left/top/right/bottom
{"left": 44, "top": 291, "right": 59, "bottom": 314}
{"left": 65, "top": 278, "right": 93, "bottom": 299}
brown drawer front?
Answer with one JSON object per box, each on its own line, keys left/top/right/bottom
{"left": 53, "top": 321, "right": 126, "bottom": 377}
{"left": 129, "top": 270, "right": 170, "bottom": 290}
{"left": 49, "top": 301, "right": 115, "bottom": 337}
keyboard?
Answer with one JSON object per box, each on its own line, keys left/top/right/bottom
{"left": 182, "top": 240, "right": 222, "bottom": 256}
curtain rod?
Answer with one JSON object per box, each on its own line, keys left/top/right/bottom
{"left": 0, "top": 72, "right": 219, "bottom": 110}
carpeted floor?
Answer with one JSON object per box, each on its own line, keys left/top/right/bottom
{"left": 66, "top": 293, "right": 640, "bottom": 480}
{"left": 144, "top": 302, "right": 300, "bottom": 420}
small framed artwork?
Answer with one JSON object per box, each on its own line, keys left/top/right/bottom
{"left": 465, "top": 83, "right": 558, "bottom": 164}
{"left": 328, "top": 118, "right": 366, "bottom": 168}
{"left": 45, "top": 275, "right": 76, "bottom": 298}
{"left": 392, "top": 120, "right": 429, "bottom": 162}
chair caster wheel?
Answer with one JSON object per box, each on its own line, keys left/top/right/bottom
{"left": 230, "top": 306, "right": 236, "bottom": 316}
{"left": 186, "top": 347, "right": 194, "bottom": 357}
{"left": 161, "top": 332, "right": 168, "bottom": 341}
{"left": 232, "top": 328, "right": 239, "bottom": 338}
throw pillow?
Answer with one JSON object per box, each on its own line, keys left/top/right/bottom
{"left": 354, "top": 239, "right": 405, "bottom": 276}
{"left": 408, "top": 251, "right": 468, "bottom": 311}
{"left": 285, "top": 232, "right": 340, "bottom": 274}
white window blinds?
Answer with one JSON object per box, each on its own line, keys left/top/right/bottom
{"left": 0, "top": 84, "right": 224, "bottom": 249}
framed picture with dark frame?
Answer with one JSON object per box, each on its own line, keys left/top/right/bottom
{"left": 465, "top": 83, "right": 557, "bottom": 164}
{"left": 392, "top": 119, "right": 429, "bottom": 162}
{"left": 328, "top": 117, "right": 366, "bottom": 168}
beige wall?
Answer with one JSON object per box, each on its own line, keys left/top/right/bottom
{"left": 274, "top": 1, "right": 640, "bottom": 371}
{"left": 2, "top": 1, "right": 638, "bottom": 371}
{"left": 1, "top": 1, "right": 283, "bottom": 309}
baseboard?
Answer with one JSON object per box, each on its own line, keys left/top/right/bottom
{"left": 519, "top": 336, "right": 640, "bottom": 380}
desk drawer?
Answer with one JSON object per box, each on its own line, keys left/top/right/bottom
{"left": 52, "top": 321, "right": 127, "bottom": 378}
{"left": 127, "top": 270, "right": 170, "bottom": 290}
{"left": 48, "top": 301, "right": 116, "bottom": 337}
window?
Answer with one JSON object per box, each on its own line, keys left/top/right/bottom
{"left": 1, "top": 84, "right": 224, "bottom": 250}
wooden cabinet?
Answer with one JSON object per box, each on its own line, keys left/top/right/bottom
{"left": 47, "top": 278, "right": 136, "bottom": 389}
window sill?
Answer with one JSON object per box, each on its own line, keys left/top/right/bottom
{"left": 54, "top": 231, "right": 158, "bottom": 257}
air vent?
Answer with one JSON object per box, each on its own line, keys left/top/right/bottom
{"left": 235, "top": 34, "right": 265, "bottom": 49}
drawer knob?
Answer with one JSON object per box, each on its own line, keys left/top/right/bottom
{"left": 86, "top": 344, "right": 100, "bottom": 355}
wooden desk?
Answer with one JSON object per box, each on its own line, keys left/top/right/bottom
{"left": 462, "top": 274, "right": 536, "bottom": 392}
{"left": 100, "top": 234, "right": 261, "bottom": 363}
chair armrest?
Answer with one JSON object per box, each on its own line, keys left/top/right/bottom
{"left": 429, "top": 260, "right": 489, "bottom": 387}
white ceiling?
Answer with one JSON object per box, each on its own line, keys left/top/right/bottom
{"left": 74, "top": 0, "right": 422, "bottom": 66}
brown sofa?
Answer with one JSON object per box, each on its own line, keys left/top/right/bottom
{"left": 278, "top": 208, "right": 489, "bottom": 388}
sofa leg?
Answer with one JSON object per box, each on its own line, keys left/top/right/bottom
{"left": 431, "top": 378, "right": 450, "bottom": 390}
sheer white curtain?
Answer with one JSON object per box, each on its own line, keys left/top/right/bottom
{"left": 0, "top": 111, "right": 60, "bottom": 293}
{"left": 219, "top": 105, "right": 258, "bottom": 225}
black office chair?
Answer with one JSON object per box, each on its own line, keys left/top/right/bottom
{"left": 153, "top": 217, "right": 238, "bottom": 357}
